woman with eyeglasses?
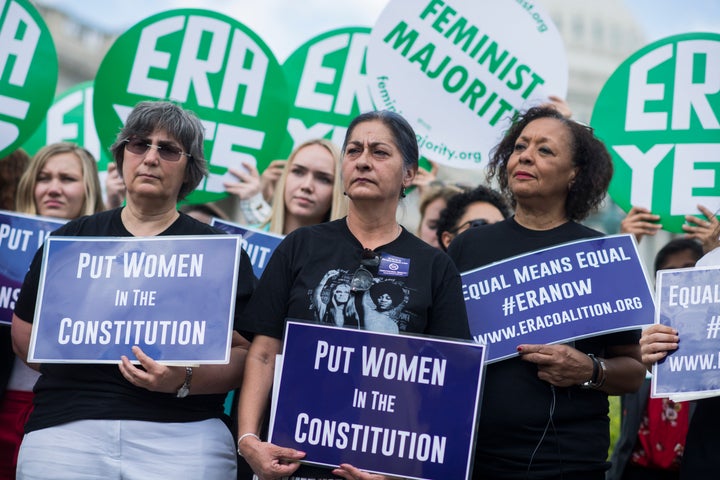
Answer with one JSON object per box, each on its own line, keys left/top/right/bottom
{"left": 10, "top": 101, "right": 256, "bottom": 479}
{"left": 236, "top": 110, "right": 470, "bottom": 480}
{"left": 435, "top": 184, "right": 511, "bottom": 251}
{"left": 447, "top": 106, "right": 646, "bottom": 479}
{"left": 1, "top": 143, "right": 103, "bottom": 480}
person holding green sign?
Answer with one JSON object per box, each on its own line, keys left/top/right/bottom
{"left": 223, "top": 139, "right": 347, "bottom": 234}
{"left": 11, "top": 101, "right": 256, "bottom": 480}
{"left": 448, "top": 106, "right": 646, "bottom": 479}
{"left": 620, "top": 205, "right": 720, "bottom": 253}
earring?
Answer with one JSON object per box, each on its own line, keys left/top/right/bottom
{"left": 400, "top": 187, "right": 406, "bottom": 199}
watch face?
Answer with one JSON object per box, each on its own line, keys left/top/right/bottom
{"left": 176, "top": 367, "right": 192, "bottom": 398}
{"left": 177, "top": 385, "right": 190, "bottom": 398}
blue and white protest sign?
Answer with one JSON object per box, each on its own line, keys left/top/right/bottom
{"left": 28, "top": 235, "right": 242, "bottom": 364}
{"left": 0, "top": 211, "right": 66, "bottom": 325}
{"left": 652, "top": 266, "right": 720, "bottom": 401}
{"left": 270, "top": 321, "right": 485, "bottom": 480}
{"left": 211, "top": 218, "right": 283, "bottom": 278}
{"left": 461, "top": 234, "right": 654, "bottom": 363}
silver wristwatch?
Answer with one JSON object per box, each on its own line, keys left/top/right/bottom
{"left": 176, "top": 367, "right": 193, "bottom": 398}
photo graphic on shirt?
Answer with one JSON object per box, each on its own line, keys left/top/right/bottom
{"left": 311, "top": 269, "right": 415, "bottom": 334}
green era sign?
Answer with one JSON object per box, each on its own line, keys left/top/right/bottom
{"left": 0, "top": 0, "right": 57, "bottom": 157}
{"left": 93, "top": 9, "right": 291, "bottom": 204}
{"left": 592, "top": 33, "right": 720, "bottom": 233}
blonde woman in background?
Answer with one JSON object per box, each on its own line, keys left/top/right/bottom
{"left": 224, "top": 139, "right": 347, "bottom": 235}
{"left": 263, "top": 139, "right": 347, "bottom": 235}
{"left": 16, "top": 143, "right": 104, "bottom": 218}
{"left": 1, "top": 142, "right": 104, "bottom": 480}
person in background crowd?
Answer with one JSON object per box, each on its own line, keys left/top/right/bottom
{"left": 636, "top": 218, "right": 720, "bottom": 480}
{"left": 11, "top": 102, "right": 255, "bottom": 480}
{"left": 448, "top": 106, "right": 646, "bottom": 479}
{"left": 0, "top": 149, "right": 30, "bottom": 211}
{"left": 224, "top": 140, "right": 346, "bottom": 234}
{"left": 236, "top": 110, "right": 470, "bottom": 480}
{"left": 416, "top": 182, "right": 467, "bottom": 248}
{"left": 435, "top": 184, "right": 511, "bottom": 251}
{"left": 1, "top": 143, "right": 104, "bottom": 480}
{"left": 608, "top": 238, "right": 703, "bottom": 480}
{"left": 0, "top": 147, "right": 31, "bottom": 480}
{"left": 16, "top": 143, "right": 104, "bottom": 218}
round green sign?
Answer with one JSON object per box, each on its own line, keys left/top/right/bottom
{"left": 591, "top": 32, "right": 720, "bottom": 233}
{"left": 0, "top": 0, "right": 58, "bottom": 158}
{"left": 22, "top": 81, "right": 112, "bottom": 171}
{"left": 93, "top": 9, "right": 291, "bottom": 204}
{"left": 281, "top": 27, "right": 373, "bottom": 157}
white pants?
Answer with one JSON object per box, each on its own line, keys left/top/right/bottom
{"left": 17, "top": 418, "right": 236, "bottom": 480}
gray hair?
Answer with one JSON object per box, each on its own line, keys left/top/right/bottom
{"left": 110, "top": 101, "right": 208, "bottom": 201}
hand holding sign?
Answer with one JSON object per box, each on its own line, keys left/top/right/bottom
{"left": 332, "top": 463, "right": 388, "bottom": 480}
{"left": 518, "top": 343, "right": 595, "bottom": 388}
{"left": 640, "top": 324, "right": 679, "bottom": 368}
{"left": 119, "top": 345, "right": 187, "bottom": 393}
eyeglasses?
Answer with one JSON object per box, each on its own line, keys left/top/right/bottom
{"left": 123, "top": 138, "right": 191, "bottom": 162}
{"left": 350, "top": 249, "right": 380, "bottom": 292}
{"left": 449, "top": 218, "right": 488, "bottom": 234}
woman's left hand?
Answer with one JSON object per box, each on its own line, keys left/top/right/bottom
{"left": 517, "top": 344, "right": 593, "bottom": 387}
{"left": 332, "top": 463, "right": 390, "bottom": 480}
{"left": 119, "top": 345, "right": 186, "bottom": 393}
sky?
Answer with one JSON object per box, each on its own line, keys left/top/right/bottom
{"left": 33, "top": 0, "right": 720, "bottom": 62}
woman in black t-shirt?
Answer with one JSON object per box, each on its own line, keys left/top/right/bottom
{"left": 11, "top": 101, "right": 255, "bottom": 480}
{"left": 448, "top": 106, "right": 646, "bottom": 479}
{"left": 236, "top": 111, "right": 470, "bottom": 480}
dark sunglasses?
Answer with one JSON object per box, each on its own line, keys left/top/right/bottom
{"left": 449, "top": 218, "right": 488, "bottom": 234}
{"left": 350, "top": 249, "right": 380, "bottom": 292}
{"left": 123, "top": 138, "right": 191, "bottom": 162}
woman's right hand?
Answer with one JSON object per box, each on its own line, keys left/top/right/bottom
{"left": 620, "top": 206, "right": 661, "bottom": 243}
{"left": 640, "top": 324, "right": 679, "bottom": 368}
{"left": 224, "top": 162, "right": 262, "bottom": 200}
{"left": 238, "top": 436, "right": 305, "bottom": 480}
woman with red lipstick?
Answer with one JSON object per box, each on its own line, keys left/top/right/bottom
{"left": 448, "top": 106, "right": 646, "bottom": 479}
{"left": 0, "top": 143, "right": 104, "bottom": 480}
{"left": 236, "top": 110, "right": 470, "bottom": 480}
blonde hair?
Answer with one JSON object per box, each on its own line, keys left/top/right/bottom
{"left": 16, "top": 142, "right": 105, "bottom": 217}
{"left": 265, "top": 139, "right": 347, "bottom": 235}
